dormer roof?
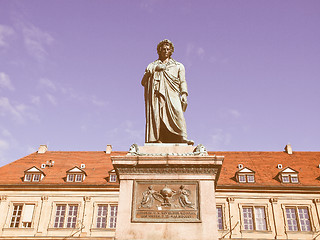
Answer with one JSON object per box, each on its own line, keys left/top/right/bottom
{"left": 236, "top": 167, "right": 255, "bottom": 174}
{"left": 66, "top": 166, "right": 87, "bottom": 176}
{"left": 24, "top": 166, "right": 46, "bottom": 176}
{"left": 279, "top": 167, "right": 298, "bottom": 174}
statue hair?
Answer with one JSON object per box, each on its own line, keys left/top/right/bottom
{"left": 157, "top": 39, "right": 174, "bottom": 57}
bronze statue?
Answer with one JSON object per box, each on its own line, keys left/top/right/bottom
{"left": 141, "top": 39, "right": 193, "bottom": 145}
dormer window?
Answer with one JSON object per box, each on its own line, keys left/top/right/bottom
{"left": 236, "top": 167, "right": 255, "bottom": 183}
{"left": 110, "top": 175, "right": 117, "bottom": 182}
{"left": 108, "top": 169, "right": 117, "bottom": 183}
{"left": 66, "top": 166, "right": 87, "bottom": 182}
{"left": 23, "top": 166, "right": 45, "bottom": 182}
{"left": 279, "top": 167, "right": 299, "bottom": 183}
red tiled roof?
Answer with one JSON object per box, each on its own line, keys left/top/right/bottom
{"left": 0, "top": 151, "right": 125, "bottom": 186}
{"left": 0, "top": 150, "right": 319, "bottom": 188}
{"left": 213, "top": 151, "right": 320, "bottom": 187}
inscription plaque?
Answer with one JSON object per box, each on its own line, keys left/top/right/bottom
{"left": 132, "top": 181, "right": 200, "bottom": 222}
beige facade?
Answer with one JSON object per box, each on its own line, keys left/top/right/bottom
{"left": 0, "top": 147, "right": 320, "bottom": 239}
{"left": 215, "top": 190, "right": 320, "bottom": 239}
{"left": 0, "top": 189, "right": 118, "bottom": 239}
{"left": 2, "top": 188, "right": 320, "bottom": 239}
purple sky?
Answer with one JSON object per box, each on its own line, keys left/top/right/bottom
{"left": 0, "top": 0, "right": 320, "bottom": 166}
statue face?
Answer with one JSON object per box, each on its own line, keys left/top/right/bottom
{"left": 159, "top": 44, "right": 171, "bottom": 59}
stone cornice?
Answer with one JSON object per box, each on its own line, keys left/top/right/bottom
{"left": 111, "top": 155, "right": 224, "bottom": 166}
{"left": 0, "top": 184, "right": 119, "bottom": 192}
{"left": 116, "top": 167, "right": 218, "bottom": 175}
{"left": 216, "top": 184, "right": 320, "bottom": 193}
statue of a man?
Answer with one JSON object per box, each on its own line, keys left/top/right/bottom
{"left": 141, "top": 39, "right": 193, "bottom": 145}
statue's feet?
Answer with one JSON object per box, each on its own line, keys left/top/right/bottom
{"left": 182, "top": 138, "right": 194, "bottom": 146}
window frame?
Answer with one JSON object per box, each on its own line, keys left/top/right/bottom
{"left": 23, "top": 173, "right": 42, "bottom": 182}
{"left": 240, "top": 205, "right": 269, "bottom": 232}
{"left": 109, "top": 174, "right": 117, "bottom": 183}
{"left": 91, "top": 202, "right": 118, "bottom": 230}
{"left": 8, "top": 203, "right": 36, "bottom": 229}
{"left": 237, "top": 173, "right": 255, "bottom": 183}
{"left": 66, "top": 173, "right": 84, "bottom": 182}
{"left": 281, "top": 174, "right": 299, "bottom": 184}
{"left": 284, "top": 205, "right": 312, "bottom": 232}
{"left": 216, "top": 204, "right": 225, "bottom": 230}
{"left": 51, "top": 203, "right": 81, "bottom": 229}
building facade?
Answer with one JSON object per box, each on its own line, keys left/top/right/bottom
{"left": 0, "top": 144, "right": 320, "bottom": 239}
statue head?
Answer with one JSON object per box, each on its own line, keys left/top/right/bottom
{"left": 157, "top": 39, "right": 174, "bottom": 58}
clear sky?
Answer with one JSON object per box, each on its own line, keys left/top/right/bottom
{"left": 0, "top": 0, "right": 319, "bottom": 166}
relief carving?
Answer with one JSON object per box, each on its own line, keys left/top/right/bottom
{"left": 139, "top": 185, "right": 194, "bottom": 209}
{"left": 133, "top": 181, "right": 199, "bottom": 222}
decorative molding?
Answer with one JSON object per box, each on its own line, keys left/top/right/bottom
{"left": 313, "top": 198, "right": 320, "bottom": 204}
{"left": 127, "top": 143, "right": 208, "bottom": 156}
{"left": 84, "top": 196, "right": 91, "bottom": 202}
{"left": 41, "top": 195, "right": 49, "bottom": 201}
{"left": 117, "top": 167, "right": 218, "bottom": 175}
{"left": 0, "top": 195, "right": 7, "bottom": 201}
{"left": 269, "top": 198, "right": 278, "bottom": 203}
{"left": 227, "top": 197, "right": 235, "bottom": 202}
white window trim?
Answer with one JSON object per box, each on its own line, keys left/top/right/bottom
{"left": 282, "top": 205, "right": 313, "bottom": 232}
{"left": 239, "top": 204, "right": 270, "bottom": 232}
{"left": 24, "top": 173, "right": 43, "bottom": 182}
{"left": 66, "top": 173, "right": 85, "bottom": 182}
{"left": 237, "top": 173, "right": 255, "bottom": 183}
{"left": 91, "top": 202, "right": 118, "bottom": 230}
{"left": 281, "top": 174, "right": 299, "bottom": 183}
{"left": 109, "top": 174, "right": 117, "bottom": 183}
{"left": 49, "top": 202, "right": 82, "bottom": 229}
{"left": 216, "top": 204, "right": 226, "bottom": 231}
{"left": 6, "top": 202, "right": 37, "bottom": 229}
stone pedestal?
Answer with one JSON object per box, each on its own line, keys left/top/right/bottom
{"left": 112, "top": 143, "right": 223, "bottom": 240}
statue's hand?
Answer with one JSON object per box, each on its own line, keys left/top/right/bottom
{"left": 181, "top": 93, "right": 187, "bottom": 104}
{"left": 155, "top": 64, "right": 166, "bottom": 71}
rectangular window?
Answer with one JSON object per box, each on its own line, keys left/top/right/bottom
{"left": 291, "top": 175, "right": 299, "bottom": 183}
{"left": 286, "top": 207, "right": 311, "bottom": 231}
{"left": 243, "top": 207, "right": 254, "bottom": 230}
{"left": 10, "top": 204, "right": 35, "bottom": 228}
{"left": 75, "top": 174, "right": 82, "bottom": 182}
{"left": 96, "top": 205, "right": 108, "bottom": 228}
{"left": 109, "top": 205, "right": 118, "bottom": 228}
{"left": 247, "top": 175, "right": 255, "bottom": 183}
{"left": 10, "top": 205, "right": 23, "bottom": 228}
{"left": 242, "top": 206, "right": 267, "bottom": 231}
{"left": 21, "top": 204, "right": 35, "bottom": 228}
{"left": 54, "top": 204, "right": 78, "bottom": 228}
{"left": 110, "top": 175, "right": 117, "bottom": 182}
{"left": 282, "top": 175, "right": 290, "bottom": 183}
{"left": 216, "top": 205, "right": 223, "bottom": 230}
{"left": 254, "top": 207, "right": 267, "bottom": 230}
{"left": 239, "top": 175, "right": 246, "bottom": 183}
{"left": 66, "top": 205, "right": 78, "bottom": 228}
{"left": 95, "top": 204, "right": 118, "bottom": 229}
{"left": 54, "top": 205, "right": 66, "bottom": 228}
{"left": 24, "top": 174, "right": 32, "bottom": 182}
{"left": 33, "top": 174, "right": 40, "bottom": 182}
{"left": 67, "top": 174, "right": 74, "bottom": 182}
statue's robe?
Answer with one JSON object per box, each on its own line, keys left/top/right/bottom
{"left": 141, "top": 58, "right": 188, "bottom": 143}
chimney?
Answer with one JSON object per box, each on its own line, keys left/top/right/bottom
{"left": 38, "top": 145, "right": 48, "bottom": 154}
{"left": 284, "top": 144, "right": 292, "bottom": 154}
{"left": 106, "top": 145, "right": 112, "bottom": 154}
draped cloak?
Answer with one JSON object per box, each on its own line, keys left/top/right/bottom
{"left": 141, "top": 59, "right": 188, "bottom": 143}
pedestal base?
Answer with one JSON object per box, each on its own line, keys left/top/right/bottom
{"left": 112, "top": 144, "right": 223, "bottom": 240}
